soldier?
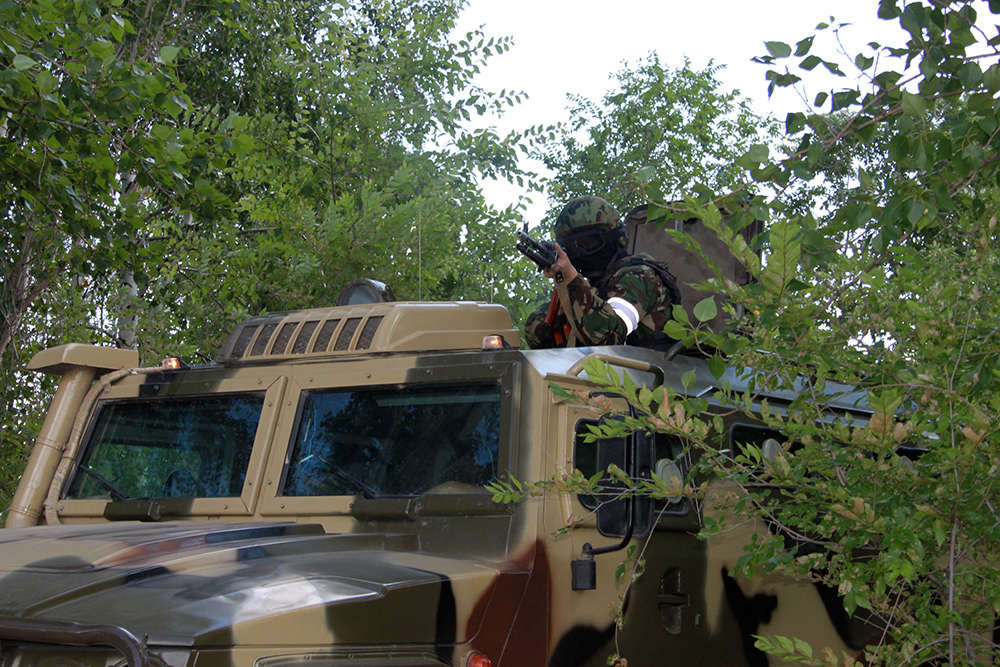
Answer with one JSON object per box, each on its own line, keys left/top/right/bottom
{"left": 525, "top": 195, "right": 681, "bottom": 349}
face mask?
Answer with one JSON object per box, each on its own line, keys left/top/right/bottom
{"left": 571, "top": 244, "right": 621, "bottom": 281}
{"left": 560, "top": 228, "right": 624, "bottom": 280}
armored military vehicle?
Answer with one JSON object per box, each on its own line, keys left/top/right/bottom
{"left": 0, "top": 278, "right": 878, "bottom": 667}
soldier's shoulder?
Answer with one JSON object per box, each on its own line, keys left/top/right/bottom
{"left": 611, "top": 253, "right": 666, "bottom": 278}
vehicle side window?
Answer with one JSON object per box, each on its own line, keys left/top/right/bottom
{"left": 574, "top": 419, "right": 689, "bottom": 515}
{"left": 574, "top": 418, "right": 619, "bottom": 510}
{"left": 282, "top": 383, "right": 501, "bottom": 498}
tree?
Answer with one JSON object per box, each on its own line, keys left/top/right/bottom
{"left": 602, "top": 1, "right": 1000, "bottom": 665}
{"left": 493, "top": 2, "right": 1000, "bottom": 665}
{"left": 539, "top": 53, "right": 776, "bottom": 214}
{"left": 111, "top": 0, "right": 546, "bottom": 361}
{"left": 0, "top": 0, "right": 250, "bottom": 513}
{"left": 0, "top": 0, "right": 544, "bottom": 517}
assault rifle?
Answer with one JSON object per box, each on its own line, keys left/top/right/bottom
{"left": 515, "top": 227, "right": 557, "bottom": 272}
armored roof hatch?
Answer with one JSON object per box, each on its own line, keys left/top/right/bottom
{"left": 217, "top": 302, "right": 519, "bottom": 362}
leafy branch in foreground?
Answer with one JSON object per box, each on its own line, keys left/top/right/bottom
{"left": 527, "top": 5, "right": 1000, "bottom": 664}
{"left": 593, "top": 2, "right": 1000, "bottom": 665}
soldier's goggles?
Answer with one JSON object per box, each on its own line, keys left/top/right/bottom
{"left": 558, "top": 227, "right": 624, "bottom": 258}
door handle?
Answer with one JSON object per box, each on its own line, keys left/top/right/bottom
{"left": 658, "top": 592, "right": 688, "bottom": 607}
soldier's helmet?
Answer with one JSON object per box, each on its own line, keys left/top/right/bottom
{"left": 553, "top": 196, "right": 627, "bottom": 279}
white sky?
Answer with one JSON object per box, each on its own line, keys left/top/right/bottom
{"left": 454, "top": 0, "right": 906, "bottom": 219}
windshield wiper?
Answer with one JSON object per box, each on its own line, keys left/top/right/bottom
{"left": 78, "top": 465, "right": 133, "bottom": 502}
{"left": 313, "top": 455, "right": 380, "bottom": 500}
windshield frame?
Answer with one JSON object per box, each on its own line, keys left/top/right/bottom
{"left": 57, "top": 372, "right": 287, "bottom": 519}
{"left": 259, "top": 359, "right": 519, "bottom": 517}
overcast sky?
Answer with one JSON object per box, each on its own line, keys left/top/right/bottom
{"left": 453, "top": 0, "right": 906, "bottom": 219}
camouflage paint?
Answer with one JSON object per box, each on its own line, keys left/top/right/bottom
{"left": 0, "top": 302, "right": 878, "bottom": 667}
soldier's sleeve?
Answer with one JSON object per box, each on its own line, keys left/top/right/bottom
{"left": 563, "top": 265, "right": 669, "bottom": 345}
{"left": 524, "top": 297, "right": 556, "bottom": 349}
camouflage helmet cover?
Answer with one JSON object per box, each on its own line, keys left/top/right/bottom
{"left": 553, "top": 196, "right": 626, "bottom": 249}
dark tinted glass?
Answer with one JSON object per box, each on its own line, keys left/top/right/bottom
{"left": 283, "top": 384, "right": 501, "bottom": 497}
{"left": 66, "top": 394, "right": 264, "bottom": 500}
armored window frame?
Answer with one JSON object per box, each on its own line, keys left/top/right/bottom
{"left": 56, "top": 371, "right": 285, "bottom": 519}
{"left": 260, "top": 359, "right": 518, "bottom": 518}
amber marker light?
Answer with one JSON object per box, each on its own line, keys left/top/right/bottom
{"left": 160, "top": 357, "right": 183, "bottom": 370}
{"left": 481, "top": 335, "right": 506, "bottom": 351}
{"left": 467, "top": 652, "right": 493, "bottom": 667}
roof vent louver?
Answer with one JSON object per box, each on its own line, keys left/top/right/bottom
{"left": 270, "top": 322, "right": 298, "bottom": 356}
{"left": 250, "top": 323, "right": 278, "bottom": 356}
{"left": 335, "top": 318, "right": 362, "bottom": 351}
{"left": 314, "top": 319, "right": 341, "bottom": 352}
{"left": 357, "top": 316, "right": 383, "bottom": 350}
{"left": 231, "top": 325, "right": 258, "bottom": 358}
{"left": 292, "top": 321, "right": 320, "bottom": 355}
{"left": 217, "top": 302, "right": 518, "bottom": 363}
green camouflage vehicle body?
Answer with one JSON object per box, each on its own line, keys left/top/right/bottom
{"left": 0, "top": 300, "right": 875, "bottom": 667}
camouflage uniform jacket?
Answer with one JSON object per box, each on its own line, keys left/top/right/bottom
{"left": 524, "top": 253, "right": 677, "bottom": 349}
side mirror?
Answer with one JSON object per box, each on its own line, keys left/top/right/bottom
{"left": 654, "top": 458, "right": 685, "bottom": 505}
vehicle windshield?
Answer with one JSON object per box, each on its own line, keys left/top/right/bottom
{"left": 65, "top": 393, "right": 265, "bottom": 500}
{"left": 283, "top": 383, "right": 501, "bottom": 497}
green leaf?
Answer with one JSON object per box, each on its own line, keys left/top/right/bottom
{"left": 832, "top": 90, "right": 859, "bottom": 110}
{"left": 984, "top": 64, "right": 1000, "bottom": 93}
{"left": 109, "top": 14, "right": 125, "bottom": 42}
{"left": 681, "top": 369, "right": 697, "bottom": 391}
{"left": 794, "top": 36, "right": 815, "bottom": 56}
{"left": 785, "top": 112, "right": 806, "bottom": 134}
{"left": 634, "top": 165, "right": 657, "bottom": 184}
{"left": 160, "top": 46, "right": 182, "bottom": 63}
{"left": 906, "top": 199, "right": 929, "bottom": 226}
{"left": 663, "top": 319, "right": 688, "bottom": 341}
{"left": 901, "top": 91, "right": 926, "bottom": 117}
{"left": 12, "top": 54, "right": 36, "bottom": 71}
{"left": 859, "top": 167, "right": 872, "bottom": 190}
{"left": 822, "top": 60, "right": 845, "bottom": 76}
{"left": 548, "top": 382, "right": 575, "bottom": 399}
{"left": 761, "top": 221, "right": 801, "bottom": 296}
{"left": 708, "top": 354, "right": 725, "bottom": 380}
{"left": 958, "top": 62, "right": 983, "bottom": 89}
{"left": 962, "top": 142, "right": 984, "bottom": 166}
{"left": 800, "top": 55, "right": 822, "bottom": 71}
{"left": 231, "top": 114, "right": 250, "bottom": 133}
{"left": 693, "top": 297, "right": 718, "bottom": 323}
{"left": 765, "top": 41, "right": 792, "bottom": 58}
{"left": 747, "top": 143, "right": 770, "bottom": 163}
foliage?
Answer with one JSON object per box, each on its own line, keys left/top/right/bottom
{"left": 122, "top": 0, "right": 547, "bottom": 360}
{"left": 0, "top": 0, "right": 250, "bottom": 513}
{"left": 538, "top": 53, "right": 777, "bottom": 215}
{"left": 494, "top": 1, "right": 1000, "bottom": 665}
{"left": 0, "top": 0, "right": 543, "bottom": 517}
{"left": 566, "top": 1, "right": 1000, "bottom": 665}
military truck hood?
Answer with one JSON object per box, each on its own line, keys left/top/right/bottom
{"left": 0, "top": 521, "right": 518, "bottom": 647}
